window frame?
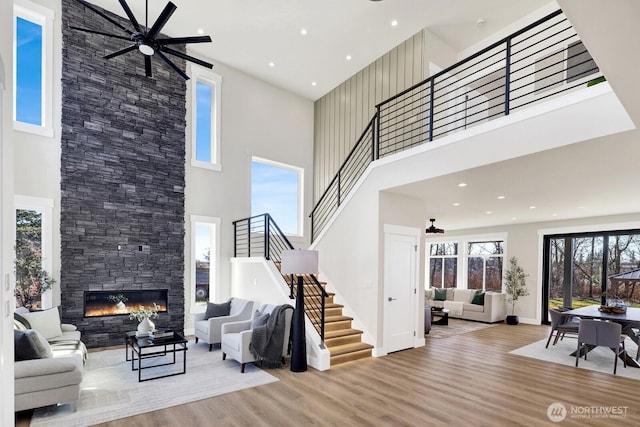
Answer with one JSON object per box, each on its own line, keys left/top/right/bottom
{"left": 14, "top": 195, "right": 54, "bottom": 309}
{"left": 189, "top": 215, "right": 220, "bottom": 309}
{"left": 13, "top": 0, "right": 54, "bottom": 137}
{"left": 190, "top": 66, "right": 222, "bottom": 171}
{"left": 427, "top": 242, "right": 458, "bottom": 289}
{"left": 425, "top": 232, "right": 507, "bottom": 292}
{"left": 251, "top": 156, "right": 304, "bottom": 238}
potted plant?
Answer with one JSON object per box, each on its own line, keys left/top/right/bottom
{"left": 504, "top": 257, "right": 529, "bottom": 325}
{"left": 129, "top": 303, "right": 160, "bottom": 334}
{"left": 107, "top": 293, "right": 128, "bottom": 310}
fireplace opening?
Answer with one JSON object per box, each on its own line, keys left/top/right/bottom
{"left": 84, "top": 290, "right": 168, "bottom": 317}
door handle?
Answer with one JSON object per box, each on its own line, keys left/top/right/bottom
{"left": 388, "top": 297, "right": 397, "bottom": 302}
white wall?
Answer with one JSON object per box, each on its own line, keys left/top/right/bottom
{"left": 184, "top": 59, "right": 315, "bottom": 329}
{"left": 1, "top": 0, "right": 15, "bottom": 423}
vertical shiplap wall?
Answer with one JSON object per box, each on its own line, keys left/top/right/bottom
{"left": 313, "top": 31, "right": 425, "bottom": 204}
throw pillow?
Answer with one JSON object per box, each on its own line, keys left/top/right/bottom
{"left": 472, "top": 292, "right": 485, "bottom": 305}
{"left": 434, "top": 288, "right": 447, "bottom": 301}
{"left": 251, "top": 310, "right": 270, "bottom": 329}
{"left": 20, "top": 307, "right": 63, "bottom": 340}
{"left": 14, "top": 312, "right": 31, "bottom": 330}
{"left": 14, "top": 329, "right": 53, "bottom": 361}
{"left": 205, "top": 300, "right": 231, "bottom": 319}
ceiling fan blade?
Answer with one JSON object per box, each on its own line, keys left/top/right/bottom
{"left": 104, "top": 44, "right": 137, "bottom": 60}
{"left": 147, "top": 2, "right": 177, "bottom": 41}
{"left": 161, "top": 47, "right": 213, "bottom": 69}
{"left": 118, "top": 0, "right": 142, "bottom": 32}
{"left": 156, "top": 50, "right": 189, "bottom": 80}
{"left": 157, "top": 36, "right": 212, "bottom": 45}
{"left": 69, "top": 26, "right": 132, "bottom": 41}
{"left": 145, "top": 56, "right": 152, "bottom": 77}
{"left": 72, "top": 0, "right": 133, "bottom": 35}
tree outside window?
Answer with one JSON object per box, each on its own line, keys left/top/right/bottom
{"left": 467, "top": 241, "right": 504, "bottom": 292}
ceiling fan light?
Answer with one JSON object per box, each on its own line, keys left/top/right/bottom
{"left": 425, "top": 218, "right": 445, "bottom": 234}
{"left": 138, "top": 43, "right": 155, "bottom": 56}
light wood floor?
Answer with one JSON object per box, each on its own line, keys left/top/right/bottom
{"left": 16, "top": 324, "right": 640, "bottom": 426}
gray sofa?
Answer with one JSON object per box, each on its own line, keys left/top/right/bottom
{"left": 425, "top": 288, "right": 506, "bottom": 323}
{"left": 14, "top": 307, "right": 86, "bottom": 412}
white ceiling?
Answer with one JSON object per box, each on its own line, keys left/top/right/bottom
{"left": 84, "top": 0, "right": 551, "bottom": 100}
{"left": 79, "top": 0, "right": 640, "bottom": 232}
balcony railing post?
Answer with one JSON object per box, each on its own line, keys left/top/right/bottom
{"left": 233, "top": 222, "right": 237, "bottom": 257}
{"left": 505, "top": 37, "right": 512, "bottom": 116}
{"left": 264, "top": 214, "right": 270, "bottom": 260}
{"left": 247, "top": 219, "right": 251, "bottom": 258}
{"left": 428, "top": 77, "right": 435, "bottom": 141}
{"left": 375, "top": 107, "right": 380, "bottom": 160}
{"left": 337, "top": 173, "right": 341, "bottom": 206}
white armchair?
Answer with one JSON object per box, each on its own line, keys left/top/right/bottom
{"left": 221, "top": 304, "right": 293, "bottom": 373}
{"left": 193, "top": 298, "right": 254, "bottom": 351}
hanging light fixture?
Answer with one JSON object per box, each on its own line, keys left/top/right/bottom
{"left": 425, "top": 218, "right": 445, "bottom": 234}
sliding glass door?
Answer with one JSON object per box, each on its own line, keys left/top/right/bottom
{"left": 543, "top": 229, "right": 640, "bottom": 322}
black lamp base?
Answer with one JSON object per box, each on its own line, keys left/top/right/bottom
{"left": 290, "top": 276, "right": 307, "bottom": 372}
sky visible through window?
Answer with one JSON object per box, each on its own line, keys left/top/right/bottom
{"left": 251, "top": 161, "right": 300, "bottom": 235}
{"left": 16, "top": 16, "right": 42, "bottom": 126}
{"left": 195, "top": 81, "right": 212, "bottom": 162}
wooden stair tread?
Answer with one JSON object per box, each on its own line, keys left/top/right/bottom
{"left": 328, "top": 342, "right": 374, "bottom": 356}
{"left": 324, "top": 328, "right": 362, "bottom": 339}
{"left": 324, "top": 315, "right": 352, "bottom": 323}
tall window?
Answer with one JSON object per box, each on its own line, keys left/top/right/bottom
{"left": 467, "top": 241, "right": 504, "bottom": 292}
{"left": 191, "top": 68, "right": 221, "bottom": 171}
{"left": 14, "top": 196, "right": 54, "bottom": 309}
{"left": 251, "top": 158, "right": 303, "bottom": 236}
{"left": 191, "top": 216, "right": 220, "bottom": 306}
{"left": 14, "top": 0, "right": 53, "bottom": 136}
{"left": 428, "top": 242, "right": 458, "bottom": 288}
{"left": 545, "top": 230, "right": 640, "bottom": 313}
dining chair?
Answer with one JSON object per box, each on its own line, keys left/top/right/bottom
{"left": 575, "top": 319, "right": 626, "bottom": 374}
{"left": 546, "top": 308, "right": 580, "bottom": 348}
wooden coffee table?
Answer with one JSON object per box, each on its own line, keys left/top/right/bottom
{"left": 125, "top": 331, "right": 188, "bottom": 382}
{"left": 431, "top": 308, "right": 450, "bottom": 326}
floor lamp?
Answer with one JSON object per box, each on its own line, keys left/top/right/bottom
{"left": 281, "top": 249, "right": 318, "bottom": 372}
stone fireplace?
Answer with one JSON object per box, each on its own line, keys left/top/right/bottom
{"left": 59, "top": 0, "right": 186, "bottom": 348}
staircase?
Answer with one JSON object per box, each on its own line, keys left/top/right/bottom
{"left": 299, "top": 278, "right": 373, "bottom": 366}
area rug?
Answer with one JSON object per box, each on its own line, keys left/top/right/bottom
{"left": 30, "top": 340, "right": 278, "bottom": 427}
{"left": 510, "top": 337, "right": 640, "bottom": 380}
{"left": 426, "top": 318, "right": 499, "bottom": 339}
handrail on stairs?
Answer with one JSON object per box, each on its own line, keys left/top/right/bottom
{"left": 308, "top": 9, "right": 602, "bottom": 242}
{"left": 232, "top": 213, "right": 328, "bottom": 342}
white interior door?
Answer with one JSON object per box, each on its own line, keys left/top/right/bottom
{"left": 384, "top": 226, "right": 418, "bottom": 353}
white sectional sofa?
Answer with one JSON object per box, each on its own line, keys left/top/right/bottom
{"left": 425, "top": 288, "right": 506, "bottom": 323}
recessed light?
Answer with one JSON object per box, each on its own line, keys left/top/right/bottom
{"left": 529, "top": 206, "right": 536, "bottom": 209}
{"left": 269, "top": 61, "right": 275, "bottom": 67}
{"left": 300, "top": 28, "right": 308, "bottom": 36}
{"left": 346, "top": 54, "right": 352, "bottom": 61}
{"left": 458, "top": 183, "right": 467, "bottom": 187}
{"left": 311, "top": 81, "right": 317, "bottom": 86}
{"left": 485, "top": 211, "right": 492, "bottom": 215}
{"left": 511, "top": 217, "right": 517, "bottom": 221}
{"left": 452, "top": 202, "right": 460, "bottom": 206}
{"left": 497, "top": 195, "right": 505, "bottom": 200}
{"left": 552, "top": 213, "right": 559, "bottom": 217}
{"left": 391, "top": 19, "right": 398, "bottom": 27}
{"left": 197, "top": 28, "right": 204, "bottom": 35}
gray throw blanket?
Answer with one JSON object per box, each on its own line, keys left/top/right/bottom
{"left": 249, "top": 304, "right": 293, "bottom": 368}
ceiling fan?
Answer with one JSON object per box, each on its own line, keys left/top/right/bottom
{"left": 425, "top": 218, "right": 445, "bottom": 234}
{"left": 70, "top": 0, "right": 213, "bottom": 80}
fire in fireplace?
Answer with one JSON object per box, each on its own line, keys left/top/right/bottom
{"left": 84, "top": 290, "right": 168, "bottom": 317}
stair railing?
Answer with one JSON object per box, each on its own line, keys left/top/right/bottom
{"left": 233, "top": 213, "right": 328, "bottom": 342}
{"left": 309, "top": 9, "right": 602, "bottom": 241}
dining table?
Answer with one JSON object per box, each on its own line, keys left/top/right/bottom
{"left": 563, "top": 305, "right": 640, "bottom": 368}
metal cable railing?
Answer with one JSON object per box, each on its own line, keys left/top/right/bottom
{"left": 233, "top": 213, "right": 328, "bottom": 341}
{"left": 310, "top": 9, "right": 602, "bottom": 241}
